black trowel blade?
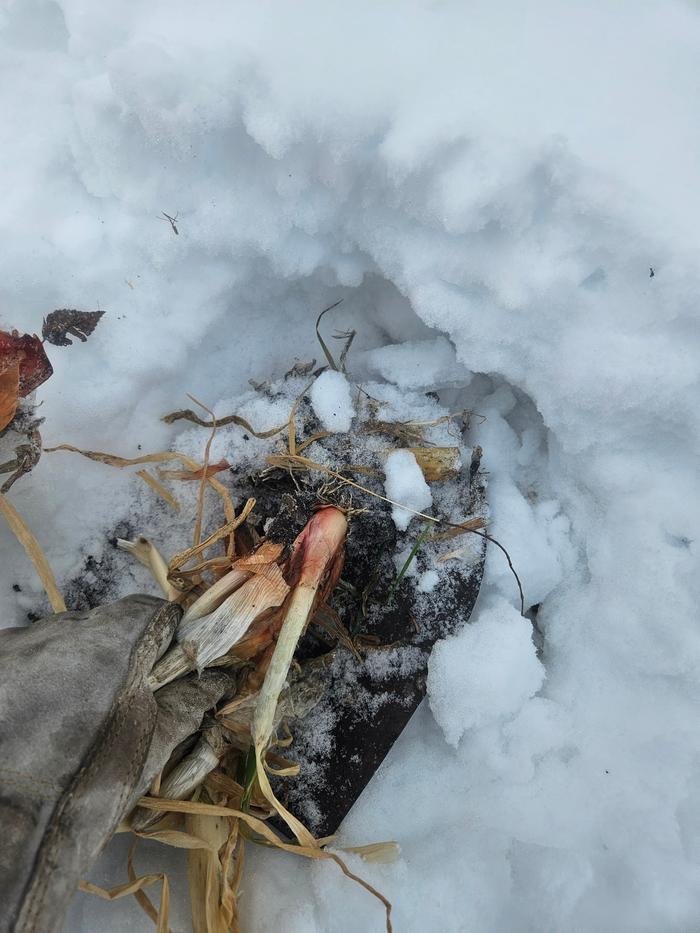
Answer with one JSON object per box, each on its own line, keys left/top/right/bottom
{"left": 276, "top": 477, "right": 487, "bottom": 839}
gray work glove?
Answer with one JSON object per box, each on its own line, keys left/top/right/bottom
{"left": 0, "top": 594, "right": 234, "bottom": 933}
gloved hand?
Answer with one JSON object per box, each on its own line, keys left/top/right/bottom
{"left": 0, "top": 594, "right": 235, "bottom": 933}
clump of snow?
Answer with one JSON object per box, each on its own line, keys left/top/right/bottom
{"left": 427, "top": 595, "right": 545, "bottom": 747}
{"left": 360, "top": 336, "right": 469, "bottom": 389}
{"left": 416, "top": 569, "right": 439, "bottom": 593}
{"left": 309, "top": 370, "right": 354, "bottom": 433}
{"left": 383, "top": 449, "right": 432, "bottom": 531}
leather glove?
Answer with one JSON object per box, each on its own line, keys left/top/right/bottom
{"left": 0, "top": 594, "right": 235, "bottom": 933}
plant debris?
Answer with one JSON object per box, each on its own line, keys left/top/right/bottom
{"left": 406, "top": 445, "right": 461, "bottom": 481}
{"left": 0, "top": 491, "right": 66, "bottom": 612}
{"left": 0, "top": 311, "right": 103, "bottom": 491}
{"left": 48, "top": 357, "right": 521, "bottom": 932}
{"left": 0, "top": 425, "right": 42, "bottom": 493}
{"left": 314, "top": 298, "right": 344, "bottom": 371}
{"left": 161, "top": 408, "right": 286, "bottom": 439}
{"left": 158, "top": 459, "right": 231, "bottom": 482}
{"left": 0, "top": 330, "right": 52, "bottom": 430}
{"left": 42, "top": 309, "right": 105, "bottom": 347}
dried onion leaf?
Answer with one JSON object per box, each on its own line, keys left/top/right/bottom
{"left": 136, "top": 470, "right": 181, "bottom": 511}
{"left": 136, "top": 797, "right": 392, "bottom": 933}
{"left": 0, "top": 492, "right": 66, "bottom": 612}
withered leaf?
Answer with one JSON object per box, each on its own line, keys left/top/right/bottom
{"left": 15, "top": 335, "right": 53, "bottom": 395}
{"left": 42, "top": 309, "right": 104, "bottom": 347}
{"left": 0, "top": 330, "right": 53, "bottom": 394}
{"left": 158, "top": 459, "right": 231, "bottom": 482}
{"left": 0, "top": 363, "right": 19, "bottom": 432}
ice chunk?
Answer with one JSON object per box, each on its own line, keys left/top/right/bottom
{"left": 310, "top": 370, "right": 354, "bottom": 433}
{"left": 427, "top": 596, "right": 545, "bottom": 746}
{"left": 383, "top": 449, "right": 433, "bottom": 531}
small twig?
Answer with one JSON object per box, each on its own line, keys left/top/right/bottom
{"left": 334, "top": 328, "right": 356, "bottom": 373}
{"left": 161, "top": 211, "right": 179, "bottom": 235}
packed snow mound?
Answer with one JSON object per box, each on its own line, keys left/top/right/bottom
{"left": 361, "top": 337, "right": 468, "bottom": 389}
{"left": 383, "top": 449, "right": 432, "bottom": 532}
{"left": 309, "top": 369, "right": 354, "bottom": 432}
{"left": 428, "top": 595, "right": 545, "bottom": 746}
{"left": 0, "top": 2, "right": 698, "bottom": 932}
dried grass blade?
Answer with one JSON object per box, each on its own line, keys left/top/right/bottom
{"left": 127, "top": 842, "right": 165, "bottom": 929}
{"left": 133, "top": 828, "right": 221, "bottom": 852}
{"left": 137, "top": 797, "right": 393, "bottom": 932}
{"left": 220, "top": 827, "right": 244, "bottom": 933}
{"left": 424, "top": 516, "right": 487, "bottom": 542}
{"left": 315, "top": 299, "right": 343, "bottom": 370}
{"left": 45, "top": 444, "right": 183, "bottom": 468}
{"left": 117, "top": 536, "right": 180, "bottom": 601}
{"left": 168, "top": 499, "right": 255, "bottom": 571}
{"left": 364, "top": 420, "right": 426, "bottom": 445}
{"left": 205, "top": 770, "right": 245, "bottom": 802}
{"left": 174, "top": 557, "right": 232, "bottom": 579}
{"left": 158, "top": 460, "right": 230, "bottom": 482}
{"left": 136, "top": 470, "right": 181, "bottom": 511}
{"left": 186, "top": 794, "right": 234, "bottom": 933}
{"left": 263, "top": 755, "right": 301, "bottom": 777}
{"left": 296, "top": 431, "right": 332, "bottom": 453}
{"left": 162, "top": 407, "right": 286, "bottom": 439}
{"left": 287, "top": 381, "right": 313, "bottom": 456}
{"left": 187, "top": 394, "right": 217, "bottom": 549}
{"left": 80, "top": 848, "right": 170, "bottom": 933}
{"left": 78, "top": 876, "right": 165, "bottom": 907}
{"left": 341, "top": 842, "right": 400, "bottom": 864}
{"left": 46, "top": 443, "right": 236, "bottom": 528}
{"left": 0, "top": 492, "right": 66, "bottom": 612}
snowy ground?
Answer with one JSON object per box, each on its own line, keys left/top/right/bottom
{"left": 2, "top": 1, "right": 700, "bottom": 931}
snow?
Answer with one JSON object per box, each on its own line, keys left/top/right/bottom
{"left": 428, "top": 595, "right": 545, "bottom": 746}
{"left": 361, "top": 337, "right": 469, "bottom": 390}
{"left": 309, "top": 369, "right": 354, "bottom": 433}
{"left": 0, "top": 1, "right": 697, "bottom": 932}
{"left": 416, "top": 569, "right": 439, "bottom": 594}
{"left": 383, "top": 449, "right": 433, "bottom": 532}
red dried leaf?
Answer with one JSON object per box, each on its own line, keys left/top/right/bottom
{"left": 0, "top": 362, "right": 20, "bottom": 431}
{"left": 0, "top": 330, "right": 53, "bottom": 398}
